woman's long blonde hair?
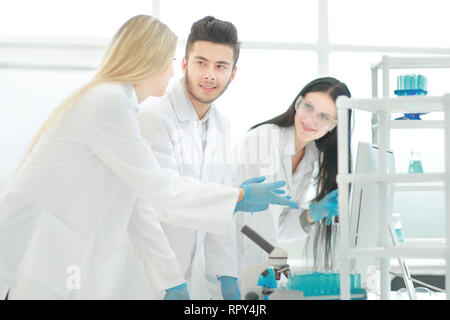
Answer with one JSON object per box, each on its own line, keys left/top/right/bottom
{"left": 18, "top": 15, "right": 177, "bottom": 170}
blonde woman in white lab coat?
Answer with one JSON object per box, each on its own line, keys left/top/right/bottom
{"left": 234, "top": 77, "right": 352, "bottom": 275}
{"left": 0, "top": 15, "right": 297, "bottom": 300}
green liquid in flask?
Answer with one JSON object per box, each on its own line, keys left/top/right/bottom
{"left": 408, "top": 160, "right": 423, "bottom": 173}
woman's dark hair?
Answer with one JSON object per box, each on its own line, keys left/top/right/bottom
{"left": 250, "top": 76, "right": 352, "bottom": 270}
{"left": 186, "top": 16, "right": 240, "bottom": 67}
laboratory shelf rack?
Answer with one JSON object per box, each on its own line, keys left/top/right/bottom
{"left": 372, "top": 56, "right": 450, "bottom": 196}
{"left": 336, "top": 55, "right": 450, "bottom": 300}
{"left": 336, "top": 92, "right": 450, "bottom": 300}
{"left": 370, "top": 55, "right": 450, "bottom": 144}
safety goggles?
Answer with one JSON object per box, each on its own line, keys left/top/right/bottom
{"left": 294, "top": 96, "right": 337, "bottom": 131}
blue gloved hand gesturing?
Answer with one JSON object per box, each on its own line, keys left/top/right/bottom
{"left": 235, "top": 176, "right": 298, "bottom": 213}
{"left": 218, "top": 276, "right": 241, "bottom": 300}
{"left": 309, "top": 189, "right": 338, "bottom": 226}
{"left": 163, "top": 283, "right": 190, "bottom": 300}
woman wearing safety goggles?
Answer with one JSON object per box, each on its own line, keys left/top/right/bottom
{"left": 233, "top": 77, "right": 353, "bottom": 273}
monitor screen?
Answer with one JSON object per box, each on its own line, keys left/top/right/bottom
{"left": 348, "top": 142, "right": 396, "bottom": 272}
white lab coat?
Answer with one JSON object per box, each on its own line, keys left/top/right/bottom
{"left": 0, "top": 82, "right": 239, "bottom": 299}
{"left": 118, "top": 78, "right": 238, "bottom": 299}
{"left": 233, "top": 124, "right": 319, "bottom": 275}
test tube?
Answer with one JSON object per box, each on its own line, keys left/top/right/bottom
{"left": 412, "top": 74, "right": 418, "bottom": 90}
{"left": 332, "top": 273, "right": 339, "bottom": 296}
{"left": 319, "top": 273, "right": 326, "bottom": 295}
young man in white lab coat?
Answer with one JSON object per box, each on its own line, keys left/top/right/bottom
{"left": 135, "top": 16, "right": 241, "bottom": 299}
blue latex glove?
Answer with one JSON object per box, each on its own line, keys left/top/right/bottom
{"left": 218, "top": 276, "right": 241, "bottom": 300}
{"left": 235, "top": 176, "right": 298, "bottom": 213}
{"left": 163, "top": 283, "right": 190, "bottom": 300}
{"left": 309, "top": 189, "right": 338, "bottom": 226}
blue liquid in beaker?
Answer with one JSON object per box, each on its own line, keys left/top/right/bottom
{"left": 408, "top": 160, "right": 423, "bottom": 173}
{"left": 395, "top": 228, "right": 405, "bottom": 243}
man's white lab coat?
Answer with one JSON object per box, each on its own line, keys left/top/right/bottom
{"left": 118, "top": 78, "right": 238, "bottom": 299}
{"left": 0, "top": 83, "right": 239, "bottom": 299}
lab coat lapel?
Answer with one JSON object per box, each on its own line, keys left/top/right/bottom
{"left": 170, "top": 78, "right": 204, "bottom": 163}
{"left": 202, "top": 112, "right": 215, "bottom": 162}
{"left": 280, "top": 127, "right": 296, "bottom": 192}
{"left": 168, "top": 78, "right": 217, "bottom": 183}
{"left": 282, "top": 156, "right": 293, "bottom": 192}
{"left": 200, "top": 109, "right": 224, "bottom": 183}
{"left": 188, "top": 121, "right": 204, "bottom": 162}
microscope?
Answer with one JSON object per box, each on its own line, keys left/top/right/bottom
{"left": 240, "top": 225, "right": 304, "bottom": 300}
{"left": 240, "top": 225, "right": 367, "bottom": 300}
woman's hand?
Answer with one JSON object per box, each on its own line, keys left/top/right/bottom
{"left": 308, "top": 189, "right": 338, "bottom": 225}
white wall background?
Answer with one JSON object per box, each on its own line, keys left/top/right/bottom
{"left": 1, "top": 0, "right": 450, "bottom": 255}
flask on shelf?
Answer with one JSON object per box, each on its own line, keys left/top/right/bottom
{"left": 391, "top": 213, "right": 405, "bottom": 243}
{"left": 394, "top": 74, "right": 428, "bottom": 120}
{"left": 408, "top": 149, "right": 424, "bottom": 173}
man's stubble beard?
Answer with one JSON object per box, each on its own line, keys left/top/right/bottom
{"left": 184, "top": 68, "right": 232, "bottom": 105}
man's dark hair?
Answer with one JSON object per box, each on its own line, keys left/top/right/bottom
{"left": 185, "top": 16, "right": 240, "bottom": 67}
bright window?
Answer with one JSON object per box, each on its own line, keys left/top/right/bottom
{"left": 217, "top": 49, "right": 318, "bottom": 145}
{"left": 160, "top": 0, "right": 318, "bottom": 43}
{"left": 329, "top": 0, "right": 450, "bottom": 48}
{"left": 0, "top": 68, "right": 94, "bottom": 184}
{"left": 0, "top": 0, "right": 153, "bottom": 38}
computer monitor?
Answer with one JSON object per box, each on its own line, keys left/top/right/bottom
{"left": 348, "top": 142, "right": 396, "bottom": 267}
{"left": 348, "top": 142, "right": 416, "bottom": 299}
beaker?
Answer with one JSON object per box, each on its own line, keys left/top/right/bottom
{"left": 408, "top": 149, "right": 424, "bottom": 173}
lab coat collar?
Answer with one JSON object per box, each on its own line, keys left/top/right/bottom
{"left": 305, "top": 140, "right": 319, "bottom": 163}
{"left": 121, "top": 82, "right": 139, "bottom": 113}
{"left": 279, "top": 125, "right": 319, "bottom": 191}
{"left": 170, "top": 77, "right": 214, "bottom": 122}
{"left": 281, "top": 125, "right": 319, "bottom": 161}
{"left": 280, "top": 126, "right": 296, "bottom": 155}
